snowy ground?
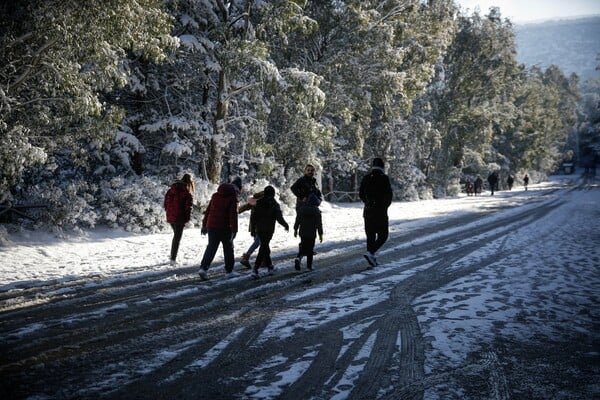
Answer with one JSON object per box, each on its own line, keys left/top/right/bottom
{"left": 0, "top": 177, "right": 576, "bottom": 289}
{"left": 1, "top": 172, "right": 599, "bottom": 399}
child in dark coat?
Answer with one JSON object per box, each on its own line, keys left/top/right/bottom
{"left": 293, "top": 193, "right": 323, "bottom": 271}
{"left": 250, "top": 186, "right": 289, "bottom": 278}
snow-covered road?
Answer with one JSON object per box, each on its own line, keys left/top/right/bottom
{"left": 1, "top": 175, "right": 598, "bottom": 399}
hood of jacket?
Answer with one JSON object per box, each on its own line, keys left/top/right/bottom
{"left": 217, "top": 183, "right": 238, "bottom": 196}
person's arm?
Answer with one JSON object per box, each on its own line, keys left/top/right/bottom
{"left": 317, "top": 213, "right": 323, "bottom": 239}
{"left": 383, "top": 175, "right": 393, "bottom": 207}
{"left": 164, "top": 188, "right": 173, "bottom": 210}
{"left": 359, "top": 176, "right": 367, "bottom": 203}
{"left": 229, "top": 197, "right": 238, "bottom": 233}
{"left": 184, "top": 192, "right": 193, "bottom": 222}
{"left": 290, "top": 178, "right": 301, "bottom": 197}
{"left": 275, "top": 204, "right": 289, "bottom": 231}
{"left": 201, "top": 199, "right": 212, "bottom": 233}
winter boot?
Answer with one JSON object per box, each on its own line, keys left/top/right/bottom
{"left": 240, "top": 253, "right": 251, "bottom": 269}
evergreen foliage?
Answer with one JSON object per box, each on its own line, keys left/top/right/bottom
{"left": 0, "top": 0, "right": 594, "bottom": 231}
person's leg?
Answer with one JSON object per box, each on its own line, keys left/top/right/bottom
{"left": 262, "top": 234, "right": 273, "bottom": 271}
{"left": 240, "top": 235, "right": 259, "bottom": 268}
{"left": 373, "top": 216, "right": 389, "bottom": 255}
{"left": 364, "top": 216, "right": 377, "bottom": 254}
{"left": 199, "top": 230, "right": 221, "bottom": 271}
{"left": 170, "top": 223, "right": 184, "bottom": 261}
{"left": 221, "top": 229, "right": 235, "bottom": 273}
{"left": 304, "top": 235, "right": 316, "bottom": 270}
{"left": 254, "top": 233, "right": 269, "bottom": 274}
{"left": 247, "top": 235, "right": 260, "bottom": 255}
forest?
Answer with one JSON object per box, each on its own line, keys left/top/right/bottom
{"left": 1, "top": 0, "right": 598, "bottom": 232}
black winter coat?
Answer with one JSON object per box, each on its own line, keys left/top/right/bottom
{"left": 291, "top": 175, "right": 322, "bottom": 207}
{"left": 359, "top": 168, "right": 393, "bottom": 216}
{"left": 294, "top": 204, "right": 323, "bottom": 238}
{"left": 251, "top": 196, "right": 289, "bottom": 235}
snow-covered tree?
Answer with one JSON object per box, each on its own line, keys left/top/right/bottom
{"left": 279, "top": 0, "right": 456, "bottom": 197}
{"left": 0, "top": 0, "right": 176, "bottom": 197}
{"left": 575, "top": 78, "right": 600, "bottom": 167}
{"left": 501, "top": 66, "right": 579, "bottom": 174}
{"left": 428, "top": 7, "right": 522, "bottom": 196}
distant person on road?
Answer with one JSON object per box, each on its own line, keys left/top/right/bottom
{"left": 465, "top": 180, "right": 474, "bottom": 196}
{"left": 164, "top": 173, "right": 194, "bottom": 266}
{"left": 507, "top": 175, "right": 514, "bottom": 190}
{"left": 197, "top": 177, "right": 242, "bottom": 280}
{"left": 474, "top": 176, "right": 483, "bottom": 196}
{"left": 523, "top": 174, "right": 529, "bottom": 191}
{"left": 250, "top": 185, "right": 289, "bottom": 279}
{"left": 238, "top": 190, "right": 264, "bottom": 269}
{"left": 359, "top": 157, "right": 393, "bottom": 267}
{"left": 487, "top": 171, "right": 499, "bottom": 195}
{"left": 293, "top": 193, "right": 323, "bottom": 272}
{"left": 291, "top": 164, "right": 322, "bottom": 212}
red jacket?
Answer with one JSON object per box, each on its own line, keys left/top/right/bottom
{"left": 202, "top": 183, "right": 239, "bottom": 232}
{"left": 164, "top": 182, "right": 193, "bottom": 224}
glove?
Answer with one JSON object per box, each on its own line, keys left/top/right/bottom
{"left": 201, "top": 227, "right": 207, "bottom": 235}
{"left": 284, "top": 224, "right": 289, "bottom": 232}
{"left": 319, "top": 234, "right": 323, "bottom": 243}
{"left": 294, "top": 229, "right": 298, "bottom": 237}
{"left": 230, "top": 232, "right": 237, "bottom": 241}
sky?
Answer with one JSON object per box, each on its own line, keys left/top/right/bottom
{"left": 455, "top": 0, "right": 600, "bottom": 23}
{"left": 1, "top": 173, "right": 598, "bottom": 398}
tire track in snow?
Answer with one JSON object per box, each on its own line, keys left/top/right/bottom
{"left": 0, "top": 190, "right": 568, "bottom": 399}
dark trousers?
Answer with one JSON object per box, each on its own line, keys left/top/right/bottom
{"left": 200, "top": 228, "right": 235, "bottom": 273}
{"left": 254, "top": 232, "right": 274, "bottom": 270}
{"left": 299, "top": 234, "right": 316, "bottom": 269}
{"left": 364, "top": 212, "right": 389, "bottom": 254}
{"left": 170, "top": 223, "right": 185, "bottom": 261}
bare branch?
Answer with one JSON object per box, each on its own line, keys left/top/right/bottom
{"left": 8, "top": 37, "right": 58, "bottom": 94}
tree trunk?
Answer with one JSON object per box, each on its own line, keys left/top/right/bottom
{"left": 208, "top": 69, "right": 228, "bottom": 183}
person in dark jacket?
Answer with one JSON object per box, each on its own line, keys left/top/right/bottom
{"left": 474, "top": 176, "right": 483, "bottom": 196}
{"left": 164, "top": 173, "right": 194, "bottom": 266}
{"left": 487, "top": 171, "right": 499, "bottom": 195}
{"left": 238, "top": 190, "right": 264, "bottom": 268}
{"left": 359, "top": 158, "right": 393, "bottom": 267}
{"left": 198, "top": 178, "right": 241, "bottom": 280}
{"left": 293, "top": 193, "right": 323, "bottom": 271}
{"left": 250, "top": 185, "right": 289, "bottom": 279}
{"left": 523, "top": 174, "right": 529, "bottom": 191}
{"left": 507, "top": 175, "right": 514, "bottom": 190}
{"left": 291, "top": 164, "right": 322, "bottom": 211}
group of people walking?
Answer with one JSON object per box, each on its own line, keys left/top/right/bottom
{"left": 163, "top": 158, "right": 393, "bottom": 280}
{"left": 465, "top": 172, "right": 529, "bottom": 196}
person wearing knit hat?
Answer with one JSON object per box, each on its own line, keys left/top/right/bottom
{"left": 231, "top": 176, "right": 242, "bottom": 191}
{"left": 372, "top": 157, "right": 384, "bottom": 168}
{"left": 250, "top": 185, "right": 289, "bottom": 278}
{"left": 293, "top": 193, "right": 323, "bottom": 272}
{"left": 359, "top": 157, "right": 393, "bottom": 268}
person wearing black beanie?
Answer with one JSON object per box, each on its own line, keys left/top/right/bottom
{"left": 359, "top": 157, "right": 393, "bottom": 267}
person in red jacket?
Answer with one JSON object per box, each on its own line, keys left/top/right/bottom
{"left": 164, "top": 173, "right": 194, "bottom": 266}
{"left": 198, "top": 177, "right": 242, "bottom": 280}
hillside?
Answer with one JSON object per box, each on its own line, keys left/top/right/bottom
{"left": 515, "top": 16, "right": 600, "bottom": 82}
